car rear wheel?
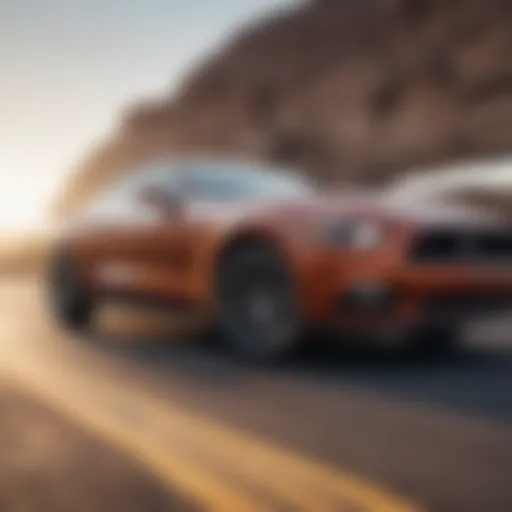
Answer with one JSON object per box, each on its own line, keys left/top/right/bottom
{"left": 215, "top": 240, "right": 302, "bottom": 364}
{"left": 48, "top": 251, "right": 94, "bottom": 332}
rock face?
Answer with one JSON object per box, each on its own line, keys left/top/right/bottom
{"left": 56, "top": 0, "right": 512, "bottom": 213}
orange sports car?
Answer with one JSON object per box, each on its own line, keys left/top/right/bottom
{"left": 49, "top": 157, "right": 512, "bottom": 362}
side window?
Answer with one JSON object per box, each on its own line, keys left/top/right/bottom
{"left": 181, "top": 167, "right": 241, "bottom": 202}
{"left": 127, "top": 168, "right": 181, "bottom": 219}
{"left": 149, "top": 168, "right": 182, "bottom": 197}
{"left": 86, "top": 175, "right": 140, "bottom": 218}
{"left": 86, "top": 166, "right": 179, "bottom": 219}
{"left": 181, "top": 171, "right": 210, "bottom": 201}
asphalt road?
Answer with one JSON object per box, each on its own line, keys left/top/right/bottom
{"left": 0, "top": 381, "right": 192, "bottom": 512}
{"left": 0, "top": 278, "right": 511, "bottom": 511}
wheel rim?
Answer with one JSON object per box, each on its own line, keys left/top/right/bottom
{"left": 219, "top": 258, "right": 298, "bottom": 355}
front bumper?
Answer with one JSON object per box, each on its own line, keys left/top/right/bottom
{"left": 323, "top": 265, "right": 512, "bottom": 337}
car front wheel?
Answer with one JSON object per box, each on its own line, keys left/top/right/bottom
{"left": 215, "top": 240, "right": 302, "bottom": 364}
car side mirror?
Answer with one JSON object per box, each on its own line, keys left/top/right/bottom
{"left": 138, "top": 186, "right": 182, "bottom": 215}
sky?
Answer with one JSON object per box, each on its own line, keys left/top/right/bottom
{"left": 0, "top": 0, "right": 296, "bottom": 233}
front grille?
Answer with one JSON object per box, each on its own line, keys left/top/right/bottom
{"left": 409, "top": 228, "right": 512, "bottom": 263}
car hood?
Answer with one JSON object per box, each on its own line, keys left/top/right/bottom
{"left": 192, "top": 192, "right": 504, "bottom": 231}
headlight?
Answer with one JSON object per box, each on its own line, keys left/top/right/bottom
{"left": 320, "top": 220, "right": 384, "bottom": 250}
{"left": 351, "top": 221, "right": 384, "bottom": 250}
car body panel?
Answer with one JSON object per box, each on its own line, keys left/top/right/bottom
{"left": 55, "top": 159, "right": 512, "bottom": 342}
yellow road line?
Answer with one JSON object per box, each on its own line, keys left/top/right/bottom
{"left": 130, "top": 388, "right": 415, "bottom": 512}
{"left": 1, "top": 367, "right": 264, "bottom": 512}
{"left": 0, "top": 317, "right": 423, "bottom": 511}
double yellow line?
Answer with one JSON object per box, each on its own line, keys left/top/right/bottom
{"left": 0, "top": 322, "right": 421, "bottom": 511}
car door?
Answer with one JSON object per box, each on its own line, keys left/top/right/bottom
{"left": 81, "top": 166, "right": 182, "bottom": 297}
{"left": 122, "top": 166, "right": 191, "bottom": 299}
{"left": 126, "top": 162, "right": 235, "bottom": 303}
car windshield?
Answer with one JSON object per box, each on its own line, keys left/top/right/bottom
{"left": 183, "top": 162, "right": 316, "bottom": 202}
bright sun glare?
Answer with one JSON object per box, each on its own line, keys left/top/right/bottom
{"left": 0, "top": 164, "right": 60, "bottom": 233}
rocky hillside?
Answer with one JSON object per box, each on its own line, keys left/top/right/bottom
{"left": 55, "top": 0, "right": 512, "bottom": 213}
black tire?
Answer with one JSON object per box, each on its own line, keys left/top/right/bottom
{"left": 48, "top": 250, "right": 94, "bottom": 332}
{"left": 214, "top": 240, "right": 302, "bottom": 364}
{"left": 409, "top": 325, "right": 460, "bottom": 358}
